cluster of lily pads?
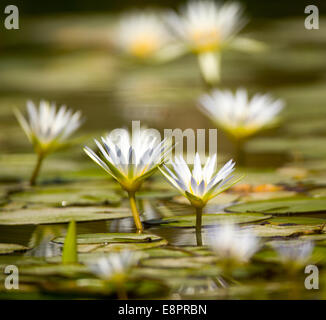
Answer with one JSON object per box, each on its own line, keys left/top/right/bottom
{"left": 2, "top": 0, "right": 326, "bottom": 299}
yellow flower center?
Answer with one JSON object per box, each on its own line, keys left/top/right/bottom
{"left": 190, "top": 29, "right": 221, "bottom": 53}
{"left": 129, "top": 36, "right": 160, "bottom": 58}
{"left": 225, "top": 125, "right": 260, "bottom": 140}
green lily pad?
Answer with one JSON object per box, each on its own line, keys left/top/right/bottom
{"left": 39, "top": 277, "right": 170, "bottom": 299}
{"left": 227, "top": 197, "right": 326, "bottom": 215}
{"left": 20, "top": 263, "right": 89, "bottom": 278}
{"left": 143, "top": 247, "right": 200, "bottom": 258}
{"left": 0, "top": 207, "right": 131, "bottom": 225}
{"left": 145, "top": 213, "right": 270, "bottom": 228}
{"left": 10, "top": 187, "right": 121, "bottom": 206}
{"left": 141, "top": 256, "right": 218, "bottom": 269}
{"left": 300, "top": 234, "right": 326, "bottom": 242}
{"left": 0, "top": 243, "right": 29, "bottom": 254}
{"left": 243, "top": 224, "right": 324, "bottom": 238}
{"left": 52, "top": 233, "right": 168, "bottom": 253}
{"left": 0, "top": 256, "right": 46, "bottom": 269}
{"left": 268, "top": 217, "right": 326, "bottom": 225}
{"left": 134, "top": 264, "right": 221, "bottom": 281}
{"left": 0, "top": 262, "right": 170, "bottom": 299}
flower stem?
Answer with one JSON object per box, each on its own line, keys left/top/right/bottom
{"left": 197, "top": 51, "right": 221, "bottom": 88}
{"left": 195, "top": 207, "right": 203, "bottom": 246}
{"left": 234, "top": 139, "right": 245, "bottom": 166}
{"left": 128, "top": 192, "right": 143, "bottom": 232}
{"left": 30, "top": 153, "right": 44, "bottom": 186}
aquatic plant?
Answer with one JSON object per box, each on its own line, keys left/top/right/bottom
{"left": 166, "top": 0, "right": 249, "bottom": 84}
{"left": 209, "top": 224, "right": 260, "bottom": 264}
{"left": 159, "top": 152, "right": 239, "bottom": 245}
{"left": 62, "top": 220, "right": 78, "bottom": 264}
{"left": 14, "top": 100, "right": 83, "bottom": 185}
{"left": 88, "top": 251, "right": 140, "bottom": 299}
{"left": 273, "top": 240, "right": 314, "bottom": 273}
{"left": 84, "top": 128, "right": 171, "bottom": 232}
{"left": 198, "top": 88, "right": 284, "bottom": 163}
{"left": 115, "top": 11, "right": 181, "bottom": 62}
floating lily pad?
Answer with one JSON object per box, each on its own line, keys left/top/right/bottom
{"left": 300, "top": 234, "right": 326, "bottom": 242}
{"left": 141, "top": 247, "right": 193, "bottom": 258}
{"left": 227, "top": 197, "right": 326, "bottom": 215}
{"left": 0, "top": 207, "right": 131, "bottom": 225}
{"left": 243, "top": 224, "right": 324, "bottom": 238}
{"left": 0, "top": 256, "right": 46, "bottom": 269}
{"left": 268, "top": 217, "right": 326, "bottom": 225}
{"left": 134, "top": 265, "right": 221, "bottom": 281}
{"left": 0, "top": 243, "right": 29, "bottom": 254}
{"left": 20, "top": 263, "right": 89, "bottom": 278}
{"left": 145, "top": 213, "right": 270, "bottom": 228}
{"left": 10, "top": 187, "right": 121, "bottom": 206}
{"left": 39, "top": 277, "right": 170, "bottom": 299}
{"left": 141, "top": 256, "right": 218, "bottom": 269}
{"left": 52, "top": 233, "right": 168, "bottom": 253}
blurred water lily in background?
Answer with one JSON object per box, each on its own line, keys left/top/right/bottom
{"left": 88, "top": 251, "right": 140, "bottom": 299}
{"left": 159, "top": 152, "right": 239, "bottom": 244}
{"left": 84, "top": 128, "right": 172, "bottom": 231}
{"left": 14, "top": 100, "right": 83, "bottom": 185}
{"left": 209, "top": 224, "right": 260, "bottom": 265}
{"left": 166, "top": 0, "right": 263, "bottom": 84}
{"left": 199, "top": 88, "right": 285, "bottom": 163}
{"left": 273, "top": 240, "right": 314, "bottom": 273}
{"left": 88, "top": 251, "right": 140, "bottom": 280}
{"left": 115, "top": 11, "right": 184, "bottom": 62}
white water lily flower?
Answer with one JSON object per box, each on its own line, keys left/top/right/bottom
{"left": 167, "top": 0, "right": 246, "bottom": 54}
{"left": 15, "top": 100, "right": 83, "bottom": 155}
{"left": 84, "top": 128, "right": 171, "bottom": 192}
{"left": 273, "top": 241, "right": 314, "bottom": 266}
{"left": 15, "top": 100, "right": 83, "bottom": 185}
{"left": 166, "top": 1, "right": 262, "bottom": 84}
{"left": 159, "top": 153, "right": 237, "bottom": 208}
{"left": 199, "top": 88, "right": 285, "bottom": 140}
{"left": 209, "top": 224, "right": 260, "bottom": 263}
{"left": 116, "top": 11, "right": 174, "bottom": 60}
{"left": 88, "top": 251, "right": 140, "bottom": 280}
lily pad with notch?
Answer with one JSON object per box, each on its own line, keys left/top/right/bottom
{"left": 52, "top": 233, "right": 168, "bottom": 253}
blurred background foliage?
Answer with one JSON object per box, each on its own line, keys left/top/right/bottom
{"left": 4, "top": 0, "right": 326, "bottom": 17}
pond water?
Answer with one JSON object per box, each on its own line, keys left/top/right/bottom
{"left": 0, "top": 14, "right": 326, "bottom": 299}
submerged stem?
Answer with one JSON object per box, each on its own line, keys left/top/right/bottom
{"left": 195, "top": 207, "right": 203, "bottom": 246}
{"left": 30, "top": 153, "right": 45, "bottom": 186}
{"left": 128, "top": 192, "right": 143, "bottom": 232}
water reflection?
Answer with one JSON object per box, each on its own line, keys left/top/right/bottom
{"left": 148, "top": 226, "right": 218, "bottom": 246}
